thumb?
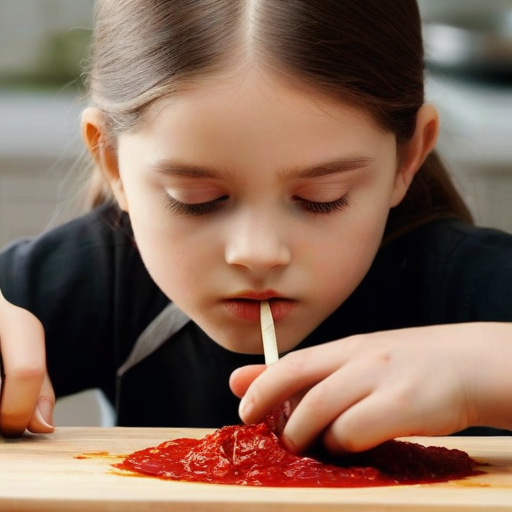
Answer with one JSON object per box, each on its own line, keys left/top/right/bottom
{"left": 229, "top": 364, "right": 266, "bottom": 398}
{"left": 27, "top": 373, "right": 55, "bottom": 434}
{"left": 0, "top": 289, "right": 50, "bottom": 435}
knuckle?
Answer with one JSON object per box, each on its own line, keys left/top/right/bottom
{"left": 344, "top": 334, "right": 395, "bottom": 361}
{"left": 337, "top": 416, "right": 363, "bottom": 449}
{"left": 336, "top": 423, "right": 372, "bottom": 453}
{"left": 364, "top": 345, "right": 393, "bottom": 367}
{"left": 388, "top": 385, "right": 416, "bottom": 413}
{"left": 301, "top": 382, "right": 329, "bottom": 415}
{"left": 374, "top": 349, "right": 393, "bottom": 365}
{"left": 341, "top": 334, "right": 365, "bottom": 354}
{"left": 8, "top": 362, "right": 45, "bottom": 382}
{"left": 281, "top": 350, "right": 309, "bottom": 378}
{"left": 338, "top": 436, "right": 361, "bottom": 453}
{"left": 38, "top": 394, "right": 56, "bottom": 407}
{"left": 324, "top": 420, "right": 361, "bottom": 453}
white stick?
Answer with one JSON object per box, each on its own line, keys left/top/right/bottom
{"left": 260, "top": 300, "right": 279, "bottom": 365}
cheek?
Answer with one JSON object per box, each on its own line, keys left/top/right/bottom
{"left": 308, "top": 204, "right": 389, "bottom": 303}
{"left": 137, "top": 227, "right": 200, "bottom": 295}
{"left": 312, "top": 238, "right": 376, "bottom": 301}
{"left": 118, "top": 171, "right": 227, "bottom": 303}
{"left": 123, "top": 198, "right": 199, "bottom": 297}
{"left": 348, "top": 171, "right": 397, "bottom": 244}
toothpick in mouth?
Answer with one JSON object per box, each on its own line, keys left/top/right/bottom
{"left": 260, "top": 300, "right": 279, "bottom": 365}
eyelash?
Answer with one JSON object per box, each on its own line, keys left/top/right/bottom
{"left": 164, "top": 195, "right": 228, "bottom": 216}
{"left": 164, "top": 194, "right": 351, "bottom": 217}
{"left": 296, "top": 195, "right": 350, "bottom": 215}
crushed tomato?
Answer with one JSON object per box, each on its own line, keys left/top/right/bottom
{"left": 114, "top": 415, "right": 482, "bottom": 487}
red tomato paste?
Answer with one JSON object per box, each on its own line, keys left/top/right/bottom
{"left": 114, "top": 416, "right": 481, "bottom": 487}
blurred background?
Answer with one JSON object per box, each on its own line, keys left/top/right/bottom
{"left": 1, "top": 0, "right": 512, "bottom": 251}
{"left": 0, "top": 0, "right": 511, "bottom": 426}
{"left": 0, "top": 0, "right": 93, "bottom": 249}
{"left": 418, "top": 0, "right": 512, "bottom": 234}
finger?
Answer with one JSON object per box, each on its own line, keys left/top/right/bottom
{"left": 323, "top": 376, "right": 462, "bottom": 454}
{"left": 323, "top": 391, "right": 423, "bottom": 453}
{"left": 281, "top": 358, "right": 375, "bottom": 453}
{"left": 0, "top": 303, "right": 47, "bottom": 436}
{"left": 27, "top": 373, "right": 55, "bottom": 434}
{"left": 239, "top": 341, "right": 351, "bottom": 424}
{"left": 229, "top": 365, "right": 266, "bottom": 398}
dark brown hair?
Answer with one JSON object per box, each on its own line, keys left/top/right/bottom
{"left": 84, "top": 0, "right": 473, "bottom": 235}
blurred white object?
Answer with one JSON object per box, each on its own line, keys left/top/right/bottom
{"left": 427, "top": 76, "right": 512, "bottom": 168}
{"left": 54, "top": 388, "right": 116, "bottom": 427}
{"left": 423, "top": 7, "right": 512, "bottom": 79}
{"left": 427, "top": 74, "right": 512, "bottom": 233}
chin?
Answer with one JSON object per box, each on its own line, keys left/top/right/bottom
{"left": 193, "top": 312, "right": 312, "bottom": 355}
{"left": 220, "top": 342, "right": 266, "bottom": 355}
{"left": 209, "top": 338, "right": 266, "bottom": 355}
{"left": 199, "top": 323, "right": 266, "bottom": 355}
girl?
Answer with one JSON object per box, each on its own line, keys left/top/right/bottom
{"left": 1, "top": 0, "right": 512, "bottom": 454}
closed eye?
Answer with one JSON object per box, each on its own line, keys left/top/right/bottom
{"left": 294, "top": 194, "right": 350, "bottom": 215}
{"left": 164, "top": 194, "right": 350, "bottom": 217}
{"left": 164, "top": 195, "right": 229, "bottom": 216}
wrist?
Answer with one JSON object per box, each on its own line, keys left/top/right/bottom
{"left": 472, "top": 323, "right": 512, "bottom": 430}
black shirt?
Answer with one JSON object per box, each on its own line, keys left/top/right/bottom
{"left": 1, "top": 203, "right": 512, "bottom": 434}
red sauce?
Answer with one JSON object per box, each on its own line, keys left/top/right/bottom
{"left": 114, "top": 416, "right": 482, "bottom": 487}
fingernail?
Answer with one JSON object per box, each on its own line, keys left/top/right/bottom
{"left": 34, "top": 399, "right": 54, "bottom": 430}
{"left": 239, "top": 398, "right": 253, "bottom": 422}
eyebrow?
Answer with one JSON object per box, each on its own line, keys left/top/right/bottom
{"left": 149, "top": 157, "right": 375, "bottom": 180}
{"left": 282, "top": 157, "right": 375, "bottom": 179}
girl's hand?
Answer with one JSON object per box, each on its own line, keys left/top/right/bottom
{"left": 230, "top": 323, "right": 512, "bottom": 453}
{"left": 0, "top": 288, "right": 54, "bottom": 436}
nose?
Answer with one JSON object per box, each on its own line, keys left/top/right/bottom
{"left": 225, "top": 212, "right": 291, "bottom": 271}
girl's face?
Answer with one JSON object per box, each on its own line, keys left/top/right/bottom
{"left": 111, "top": 72, "right": 408, "bottom": 354}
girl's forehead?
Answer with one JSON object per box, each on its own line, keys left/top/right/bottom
{"left": 116, "top": 70, "right": 397, "bottom": 181}
{"left": 143, "top": 69, "right": 382, "bottom": 136}
{"left": 119, "top": 73, "right": 396, "bottom": 182}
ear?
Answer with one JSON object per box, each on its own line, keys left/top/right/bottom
{"left": 81, "top": 107, "right": 129, "bottom": 212}
{"left": 390, "top": 104, "right": 440, "bottom": 207}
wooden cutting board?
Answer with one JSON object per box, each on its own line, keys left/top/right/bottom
{"left": 1, "top": 427, "right": 512, "bottom": 511}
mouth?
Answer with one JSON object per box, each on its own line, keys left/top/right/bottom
{"left": 223, "top": 296, "right": 296, "bottom": 322}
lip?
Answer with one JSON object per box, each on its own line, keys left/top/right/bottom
{"left": 223, "top": 293, "right": 296, "bottom": 322}
{"left": 233, "top": 290, "right": 285, "bottom": 301}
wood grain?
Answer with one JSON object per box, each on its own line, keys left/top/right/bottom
{"left": 1, "top": 427, "right": 512, "bottom": 511}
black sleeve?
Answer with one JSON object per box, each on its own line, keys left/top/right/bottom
{"left": 0, "top": 203, "right": 167, "bottom": 404}
{"left": 437, "top": 221, "right": 512, "bottom": 437}
{"left": 424, "top": 221, "right": 512, "bottom": 324}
